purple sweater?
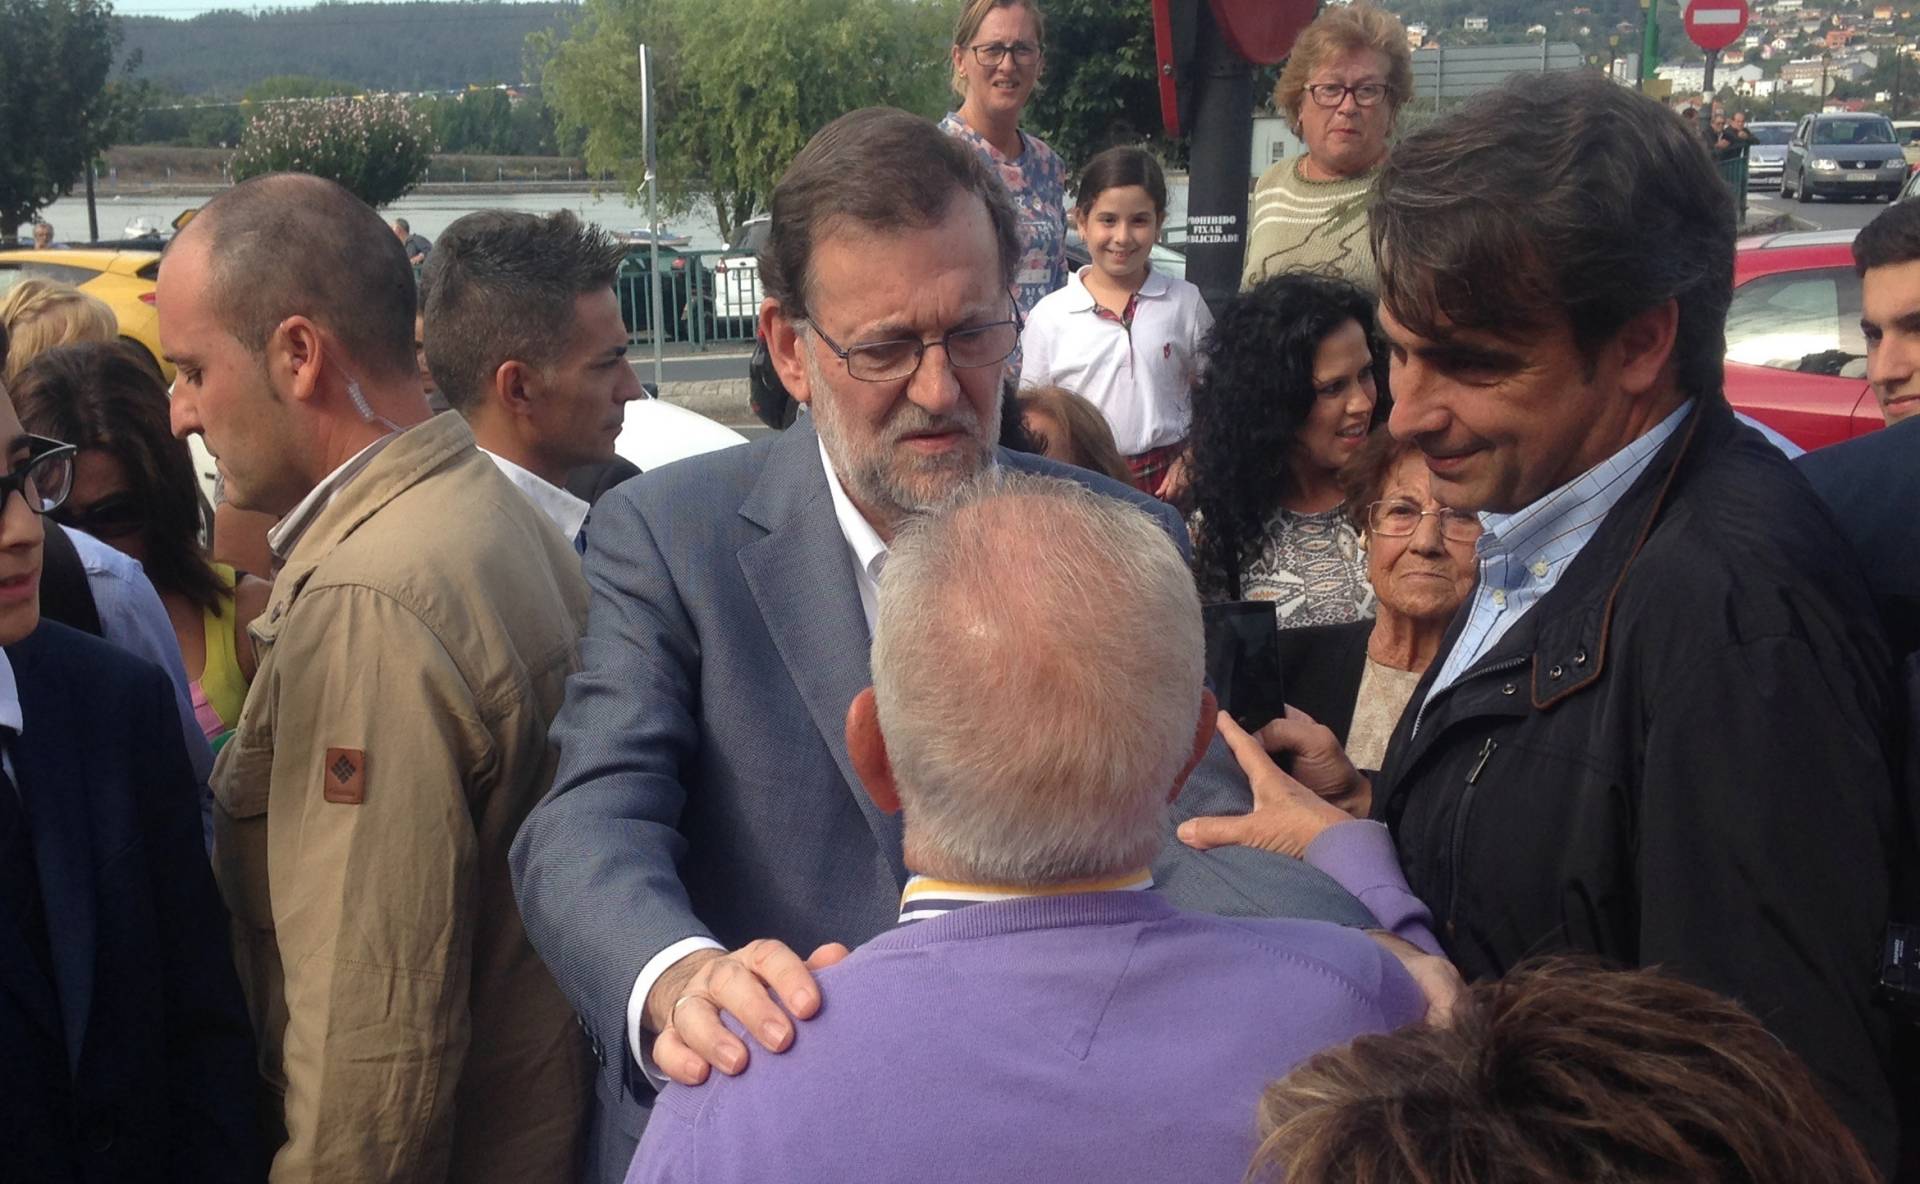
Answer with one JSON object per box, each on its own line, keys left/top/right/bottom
{"left": 626, "top": 891, "right": 1425, "bottom": 1183}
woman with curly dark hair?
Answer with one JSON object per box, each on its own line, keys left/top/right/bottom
{"left": 1188, "top": 273, "right": 1385, "bottom": 625}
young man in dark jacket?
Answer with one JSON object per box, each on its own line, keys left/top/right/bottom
{"left": 1182, "top": 71, "right": 1903, "bottom": 1173}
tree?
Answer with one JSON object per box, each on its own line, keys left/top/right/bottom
{"left": 230, "top": 95, "right": 435, "bottom": 208}
{"left": 1021, "top": 0, "right": 1178, "bottom": 170}
{"left": 0, "top": 0, "right": 144, "bottom": 241}
{"left": 535, "top": 0, "right": 947, "bottom": 241}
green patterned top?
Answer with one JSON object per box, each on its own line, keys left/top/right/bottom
{"left": 1240, "top": 157, "right": 1380, "bottom": 294}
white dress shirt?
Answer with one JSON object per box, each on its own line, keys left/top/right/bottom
{"left": 480, "top": 449, "right": 590, "bottom": 543}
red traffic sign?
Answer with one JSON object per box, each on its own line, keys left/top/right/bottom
{"left": 1684, "top": 0, "right": 1749, "bottom": 53}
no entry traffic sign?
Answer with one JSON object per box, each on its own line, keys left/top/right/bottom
{"left": 1684, "top": 0, "right": 1750, "bottom": 53}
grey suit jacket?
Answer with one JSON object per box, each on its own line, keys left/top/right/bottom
{"left": 508, "top": 419, "right": 1371, "bottom": 1163}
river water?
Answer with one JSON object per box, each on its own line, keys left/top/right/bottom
{"left": 26, "top": 187, "right": 737, "bottom": 250}
{"left": 26, "top": 181, "right": 1196, "bottom": 252}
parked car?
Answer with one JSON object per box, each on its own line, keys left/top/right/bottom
{"left": 711, "top": 215, "right": 769, "bottom": 337}
{"left": 1744, "top": 121, "right": 1795, "bottom": 191}
{"left": 615, "top": 383, "right": 748, "bottom": 472}
{"left": 1781, "top": 112, "right": 1906, "bottom": 202}
{"left": 1723, "top": 228, "right": 1885, "bottom": 450}
{"left": 0, "top": 247, "right": 170, "bottom": 379}
{"left": 0, "top": 247, "right": 229, "bottom": 509}
{"left": 1896, "top": 120, "right": 1920, "bottom": 167}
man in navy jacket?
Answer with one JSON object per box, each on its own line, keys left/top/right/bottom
{"left": 0, "top": 374, "right": 257, "bottom": 1181}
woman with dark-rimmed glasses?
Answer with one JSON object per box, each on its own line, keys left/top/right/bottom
{"left": 1241, "top": 3, "right": 1413, "bottom": 294}
{"left": 940, "top": 0, "right": 1067, "bottom": 316}
{"left": 11, "top": 342, "right": 269, "bottom": 753}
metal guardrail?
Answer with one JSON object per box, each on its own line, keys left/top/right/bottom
{"left": 621, "top": 228, "right": 1202, "bottom": 351}
{"left": 1714, "top": 153, "right": 1749, "bottom": 224}
{"left": 616, "top": 249, "right": 762, "bottom": 351}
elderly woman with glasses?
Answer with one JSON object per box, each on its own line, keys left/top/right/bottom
{"left": 1274, "top": 429, "right": 1481, "bottom": 770}
{"left": 1242, "top": 3, "right": 1413, "bottom": 294}
{"left": 940, "top": 0, "right": 1066, "bottom": 316}
{"left": 11, "top": 342, "right": 269, "bottom": 753}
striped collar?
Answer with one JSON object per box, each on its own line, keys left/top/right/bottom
{"left": 898, "top": 870, "right": 1155, "bottom": 924}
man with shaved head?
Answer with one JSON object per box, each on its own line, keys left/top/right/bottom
{"left": 159, "top": 173, "right": 592, "bottom": 1181}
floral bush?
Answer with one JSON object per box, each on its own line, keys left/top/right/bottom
{"left": 231, "top": 94, "right": 434, "bottom": 208}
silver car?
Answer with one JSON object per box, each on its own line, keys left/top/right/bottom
{"left": 1745, "top": 121, "right": 1794, "bottom": 190}
{"left": 1781, "top": 113, "right": 1906, "bottom": 203}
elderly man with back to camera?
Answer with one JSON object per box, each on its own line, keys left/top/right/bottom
{"left": 624, "top": 471, "right": 1442, "bottom": 1184}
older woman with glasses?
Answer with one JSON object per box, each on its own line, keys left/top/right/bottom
{"left": 1241, "top": 3, "right": 1413, "bottom": 293}
{"left": 11, "top": 342, "right": 269, "bottom": 753}
{"left": 940, "top": 0, "right": 1067, "bottom": 315}
{"left": 1275, "top": 429, "right": 1480, "bottom": 770}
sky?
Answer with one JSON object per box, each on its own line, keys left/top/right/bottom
{"left": 113, "top": 0, "right": 559, "bottom": 19}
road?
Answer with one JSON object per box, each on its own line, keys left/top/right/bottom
{"left": 629, "top": 349, "right": 750, "bottom": 385}
{"left": 1747, "top": 191, "right": 1895, "bottom": 234}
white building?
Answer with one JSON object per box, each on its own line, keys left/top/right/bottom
{"left": 1250, "top": 117, "right": 1305, "bottom": 177}
{"left": 1463, "top": 15, "right": 1489, "bottom": 31}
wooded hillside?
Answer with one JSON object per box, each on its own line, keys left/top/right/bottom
{"left": 118, "top": 1, "right": 575, "bottom": 96}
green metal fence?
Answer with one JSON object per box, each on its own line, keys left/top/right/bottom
{"left": 616, "top": 249, "right": 762, "bottom": 351}
{"left": 1715, "top": 154, "right": 1749, "bottom": 224}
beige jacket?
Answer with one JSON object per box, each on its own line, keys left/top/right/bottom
{"left": 213, "top": 414, "right": 590, "bottom": 1182}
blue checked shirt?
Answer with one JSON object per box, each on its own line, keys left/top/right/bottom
{"left": 1416, "top": 401, "right": 1694, "bottom": 730}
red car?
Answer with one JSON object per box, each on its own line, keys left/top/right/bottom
{"left": 1725, "top": 228, "right": 1887, "bottom": 450}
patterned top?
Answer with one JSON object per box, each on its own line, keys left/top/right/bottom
{"left": 940, "top": 111, "right": 1069, "bottom": 315}
{"left": 1208, "top": 504, "right": 1376, "bottom": 628}
{"left": 1240, "top": 158, "right": 1380, "bottom": 294}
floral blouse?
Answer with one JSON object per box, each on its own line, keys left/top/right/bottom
{"left": 939, "top": 111, "right": 1068, "bottom": 316}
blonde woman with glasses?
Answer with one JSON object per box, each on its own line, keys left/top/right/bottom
{"left": 940, "top": 0, "right": 1067, "bottom": 315}
{"left": 1242, "top": 3, "right": 1413, "bottom": 293}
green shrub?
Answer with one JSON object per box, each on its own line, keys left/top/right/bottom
{"left": 231, "top": 94, "right": 434, "bottom": 207}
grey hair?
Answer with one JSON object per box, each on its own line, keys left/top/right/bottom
{"left": 871, "top": 471, "right": 1204, "bottom": 886}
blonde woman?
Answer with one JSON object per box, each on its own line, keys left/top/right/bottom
{"left": 0, "top": 278, "right": 119, "bottom": 382}
{"left": 1241, "top": 4, "right": 1414, "bottom": 293}
{"left": 940, "top": 0, "right": 1067, "bottom": 314}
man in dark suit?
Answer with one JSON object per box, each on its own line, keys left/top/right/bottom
{"left": 509, "top": 107, "right": 1391, "bottom": 1183}
{"left": 0, "top": 379, "right": 258, "bottom": 1181}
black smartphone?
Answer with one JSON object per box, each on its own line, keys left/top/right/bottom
{"left": 1202, "top": 600, "right": 1288, "bottom": 734}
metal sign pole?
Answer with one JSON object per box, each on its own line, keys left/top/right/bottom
{"left": 640, "top": 43, "right": 665, "bottom": 391}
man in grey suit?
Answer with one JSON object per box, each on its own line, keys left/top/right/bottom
{"left": 509, "top": 107, "right": 1402, "bottom": 1183}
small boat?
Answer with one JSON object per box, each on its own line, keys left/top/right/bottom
{"left": 620, "top": 226, "right": 691, "bottom": 249}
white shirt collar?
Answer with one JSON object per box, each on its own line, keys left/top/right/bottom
{"left": 0, "top": 646, "right": 19, "bottom": 735}
{"left": 818, "top": 437, "right": 889, "bottom": 632}
{"left": 266, "top": 434, "right": 396, "bottom": 562}
{"left": 480, "top": 448, "right": 590, "bottom": 542}
{"left": 1059, "top": 265, "right": 1171, "bottom": 314}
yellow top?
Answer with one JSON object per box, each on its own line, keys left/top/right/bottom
{"left": 198, "top": 562, "right": 248, "bottom": 734}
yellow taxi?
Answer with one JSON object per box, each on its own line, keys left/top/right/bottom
{"left": 0, "top": 248, "right": 171, "bottom": 381}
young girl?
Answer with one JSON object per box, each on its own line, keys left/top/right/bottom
{"left": 1018, "top": 146, "right": 1213, "bottom": 506}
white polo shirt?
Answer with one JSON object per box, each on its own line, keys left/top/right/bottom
{"left": 1017, "top": 266, "right": 1214, "bottom": 457}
